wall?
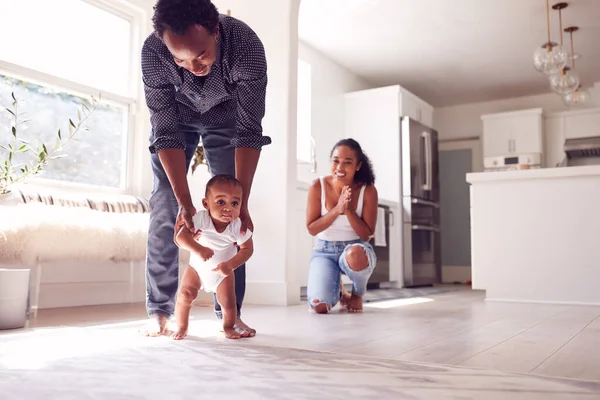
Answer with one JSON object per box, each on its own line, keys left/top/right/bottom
{"left": 296, "top": 41, "right": 373, "bottom": 182}
{"left": 434, "top": 83, "right": 600, "bottom": 141}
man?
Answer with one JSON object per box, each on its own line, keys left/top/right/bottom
{"left": 141, "top": 0, "right": 270, "bottom": 337}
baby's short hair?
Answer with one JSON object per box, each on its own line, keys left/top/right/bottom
{"left": 205, "top": 174, "right": 243, "bottom": 197}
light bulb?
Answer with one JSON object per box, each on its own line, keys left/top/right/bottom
{"left": 549, "top": 68, "right": 580, "bottom": 95}
{"left": 562, "top": 87, "right": 591, "bottom": 107}
{"left": 533, "top": 42, "right": 568, "bottom": 75}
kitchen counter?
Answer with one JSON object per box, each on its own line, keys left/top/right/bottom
{"left": 466, "top": 165, "right": 600, "bottom": 306}
{"left": 466, "top": 165, "right": 600, "bottom": 183}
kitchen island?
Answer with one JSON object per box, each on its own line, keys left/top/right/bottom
{"left": 466, "top": 165, "right": 600, "bottom": 305}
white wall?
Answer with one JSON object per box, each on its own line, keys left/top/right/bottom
{"left": 434, "top": 84, "right": 600, "bottom": 141}
{"left": 297, "top": 41, "right": 373, "bottom": 182}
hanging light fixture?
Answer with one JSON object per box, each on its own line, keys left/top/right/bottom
{"left": 561, "top": 26, "right": 591, "bottom": 107}
{"left": 548, "top": 4, "right": 580, "bottom": 94}
{"left": 533, "top": 0, "right": 568, "bottom": 74}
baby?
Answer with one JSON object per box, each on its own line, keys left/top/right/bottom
{"left": 172, "top": 174, "right": 254, "bottom": 340}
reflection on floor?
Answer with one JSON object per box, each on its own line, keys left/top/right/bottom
{"left": 1, "top": 287, "right": 599, "bottom": 399}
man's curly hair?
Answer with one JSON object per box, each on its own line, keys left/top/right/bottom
{"left": 152, "top": 0, "right": 220, "bottom": 37}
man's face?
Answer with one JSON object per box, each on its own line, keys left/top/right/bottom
{"left": 162, "top": 25, "right": 219, "bottom": 77}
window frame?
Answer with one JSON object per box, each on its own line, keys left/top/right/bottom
{"left": 0, "top": 0, "right": 148, "bottom": 195}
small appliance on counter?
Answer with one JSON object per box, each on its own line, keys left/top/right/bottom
{"left": 483, "top": 153, "right": 541, "bottom": 172}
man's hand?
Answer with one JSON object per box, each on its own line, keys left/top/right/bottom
{"left": 239, "top": 206, "right": 254, "bottom": 235}
{"left": 212, "top": 261, "right": 233, "bottom": 277}
{"left": 176, "top": 203, "right": 197, "bottom": 234}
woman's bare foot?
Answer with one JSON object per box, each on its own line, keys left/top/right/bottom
{"left": 171, "top": 326, "right": 188, "bottom": 340}
{"left": 347, "top": 293, "right": 363, "bottom": 313}
{"left": 235, "top": 317, "right": 256, "bottom": 337}
{"left": 138, "top": 314, "right": 169, "bottom": 337}
{"left": 340, "top": 287, "right": 352, "bottom": 308}
{"left": 223, "top": 327, "right": 241, "bottom": 339}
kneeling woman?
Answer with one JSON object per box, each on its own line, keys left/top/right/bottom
{"left": 306, "top": 138, "right": 378, "bottom": 313}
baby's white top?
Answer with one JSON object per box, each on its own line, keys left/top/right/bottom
{"left": 189, "top": 210, "right": 253, "bottom": 269}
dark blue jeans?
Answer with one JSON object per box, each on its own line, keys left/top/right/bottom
{"left": 145, "top": 117, "right": 245, "bottom": 320}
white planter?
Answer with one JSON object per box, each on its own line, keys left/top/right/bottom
{"left": 0, "top": 268, "right": 31, "bottom": 330}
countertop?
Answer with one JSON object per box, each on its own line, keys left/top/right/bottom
{"left": 466, "top": 165, "right": 600, "bottom": 184}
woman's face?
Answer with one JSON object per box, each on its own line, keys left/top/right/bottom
{"left": 330, "top": 145, "right": 361, "bottom": 184}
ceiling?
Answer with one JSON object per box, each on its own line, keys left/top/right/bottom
{"left": 298, "top": 0, "right": 600, "bottom": 107}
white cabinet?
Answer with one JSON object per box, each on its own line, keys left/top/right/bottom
{"left": 564, "top": 109, "right": 600, "bottom": 139}
{"left": 399, "top": 88, "right": 434, "bottom": 128}
{"left": 481, "top": 108, "right": 543, "bottom": 158}
{"left": 542, "top": 108, "right": 600, "bottom": 168}
{"left": 544, "top": 116, "right": 566, "bottom": 168}
{"left": 344, "top": 86, "right": 401, "bottom": 203}
{"left": 343, "top": 85, "right": 433, "bottom": 203}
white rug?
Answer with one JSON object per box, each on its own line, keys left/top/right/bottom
{"left": 1, "top": 323, "right": 599, "bottom": 400}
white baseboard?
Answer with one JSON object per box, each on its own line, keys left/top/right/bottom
{"left": 485, "top": 297, "right": 600, "bottom": 307}
{"left": 441, "top": 265, "right": 471, "bottom": 283}
{"left": 245, "top": 281, "right": 301, "bottom": 306}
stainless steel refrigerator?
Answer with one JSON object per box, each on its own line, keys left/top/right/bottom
{"left": 400, "top": 117, "right": 441, "bottom": 287}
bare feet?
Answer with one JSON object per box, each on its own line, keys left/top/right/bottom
{"left": 347, "top": 293, "right": 363, "bottom": 313}
{"left": 223, "top": 327, "right": 241, "bottom": 339}
{"left": 235, "top": 317, "right": 256, "bottom": 337}
{"left": 340, "top": 283, "right": 352, "bottom": 308}
{"left": 139, "top": 314, "right": 170, "bottom": 337}
{"left": 219, "top": 318, "right": 255, "bottom": 338}
{"left": 171, "top": 326, "right": 188, "bottom": 340}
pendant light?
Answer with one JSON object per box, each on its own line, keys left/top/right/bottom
{"left": 533, "top": 0, "right": 568, "bottom": 74}
{"left": 548, "top": 4, "right": 580, "bottom": 95}
{"left": 561, "top": 26, "right": 591, "bottom": 107}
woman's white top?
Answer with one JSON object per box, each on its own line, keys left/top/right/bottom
{"left": 316, "top": 176, "right": 366, "bottom": 242}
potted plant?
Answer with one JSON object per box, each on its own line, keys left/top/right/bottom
{"left": 0, "top": 91, "right": 98, "bottom": 329}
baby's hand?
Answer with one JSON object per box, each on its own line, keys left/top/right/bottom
{"left": 197, "top": 246, "right": 214, "bottom": 262}
{"left": 212, "top": 262, "right": 233, "bottom": 277}
{"left": 193, "top": 229, "right": 202, "bottom": 241}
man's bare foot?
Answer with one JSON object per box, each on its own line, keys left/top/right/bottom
{"left": 171, "top": 326, "right": 188, "bottom": 340}
{"left": 223, "top": 327, "right": 241, "bottom": 339}
{"left": 138, "top": 314, "right": 169, "bottom": 337}
{"left": 347, "top": 293, "right": 363, "bottom": 313}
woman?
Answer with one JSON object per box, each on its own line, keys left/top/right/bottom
{"left": 306, "top": 138, "right": 378, "bottom": 314}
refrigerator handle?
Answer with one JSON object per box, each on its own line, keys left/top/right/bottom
{"left": 422, "top": 131, "right": 432, "bottom": 191}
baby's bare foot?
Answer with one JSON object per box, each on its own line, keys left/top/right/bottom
{"left": 347, "top": 293, "right": 363, "bottom": 313}
{"left": 171, "top": 326, "right": 188, "bottom": 340}
{"left": 223, "top": 327, "right": 241, "bottom": 339}
{"left": 138, "top": 314, "right": 169, "bottom": 337}
{"left": 235, "top": 317, "right": 256, "bottom": 337}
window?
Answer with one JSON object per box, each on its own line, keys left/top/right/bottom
{"left": 297, "top": 59, "right": 312, "bottom": 162}
{"left": 0, "top": 0, "right": 139, "bottom": 190}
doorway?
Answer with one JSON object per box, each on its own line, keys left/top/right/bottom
{"left": 438, "top": 139, "right": 482, "bottom": 284}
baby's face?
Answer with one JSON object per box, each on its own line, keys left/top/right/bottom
{"left": 202, "top": 183, "right": 243, "bottom": 224}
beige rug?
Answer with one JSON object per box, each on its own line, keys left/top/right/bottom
{"left": 1, "top": 323, "right": 599, "bottom": 400}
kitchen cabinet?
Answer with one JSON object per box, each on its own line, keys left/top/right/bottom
{"left": 544, "top": 116, "right": 566, "bottom": 168}
{"left": 541, "top": 108, "right": 600, "bottom": 168}
{"left": 399, "top": 88, "right": 434, "bottom": 128}
{"left": 563, "top": 108, "right": 600, "bottom": 139}
{"left": 481, "top": 108, "right": 543, "bottom": 158}
{"left": 343, "top": 85, "right": 434, "bottom": 203}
